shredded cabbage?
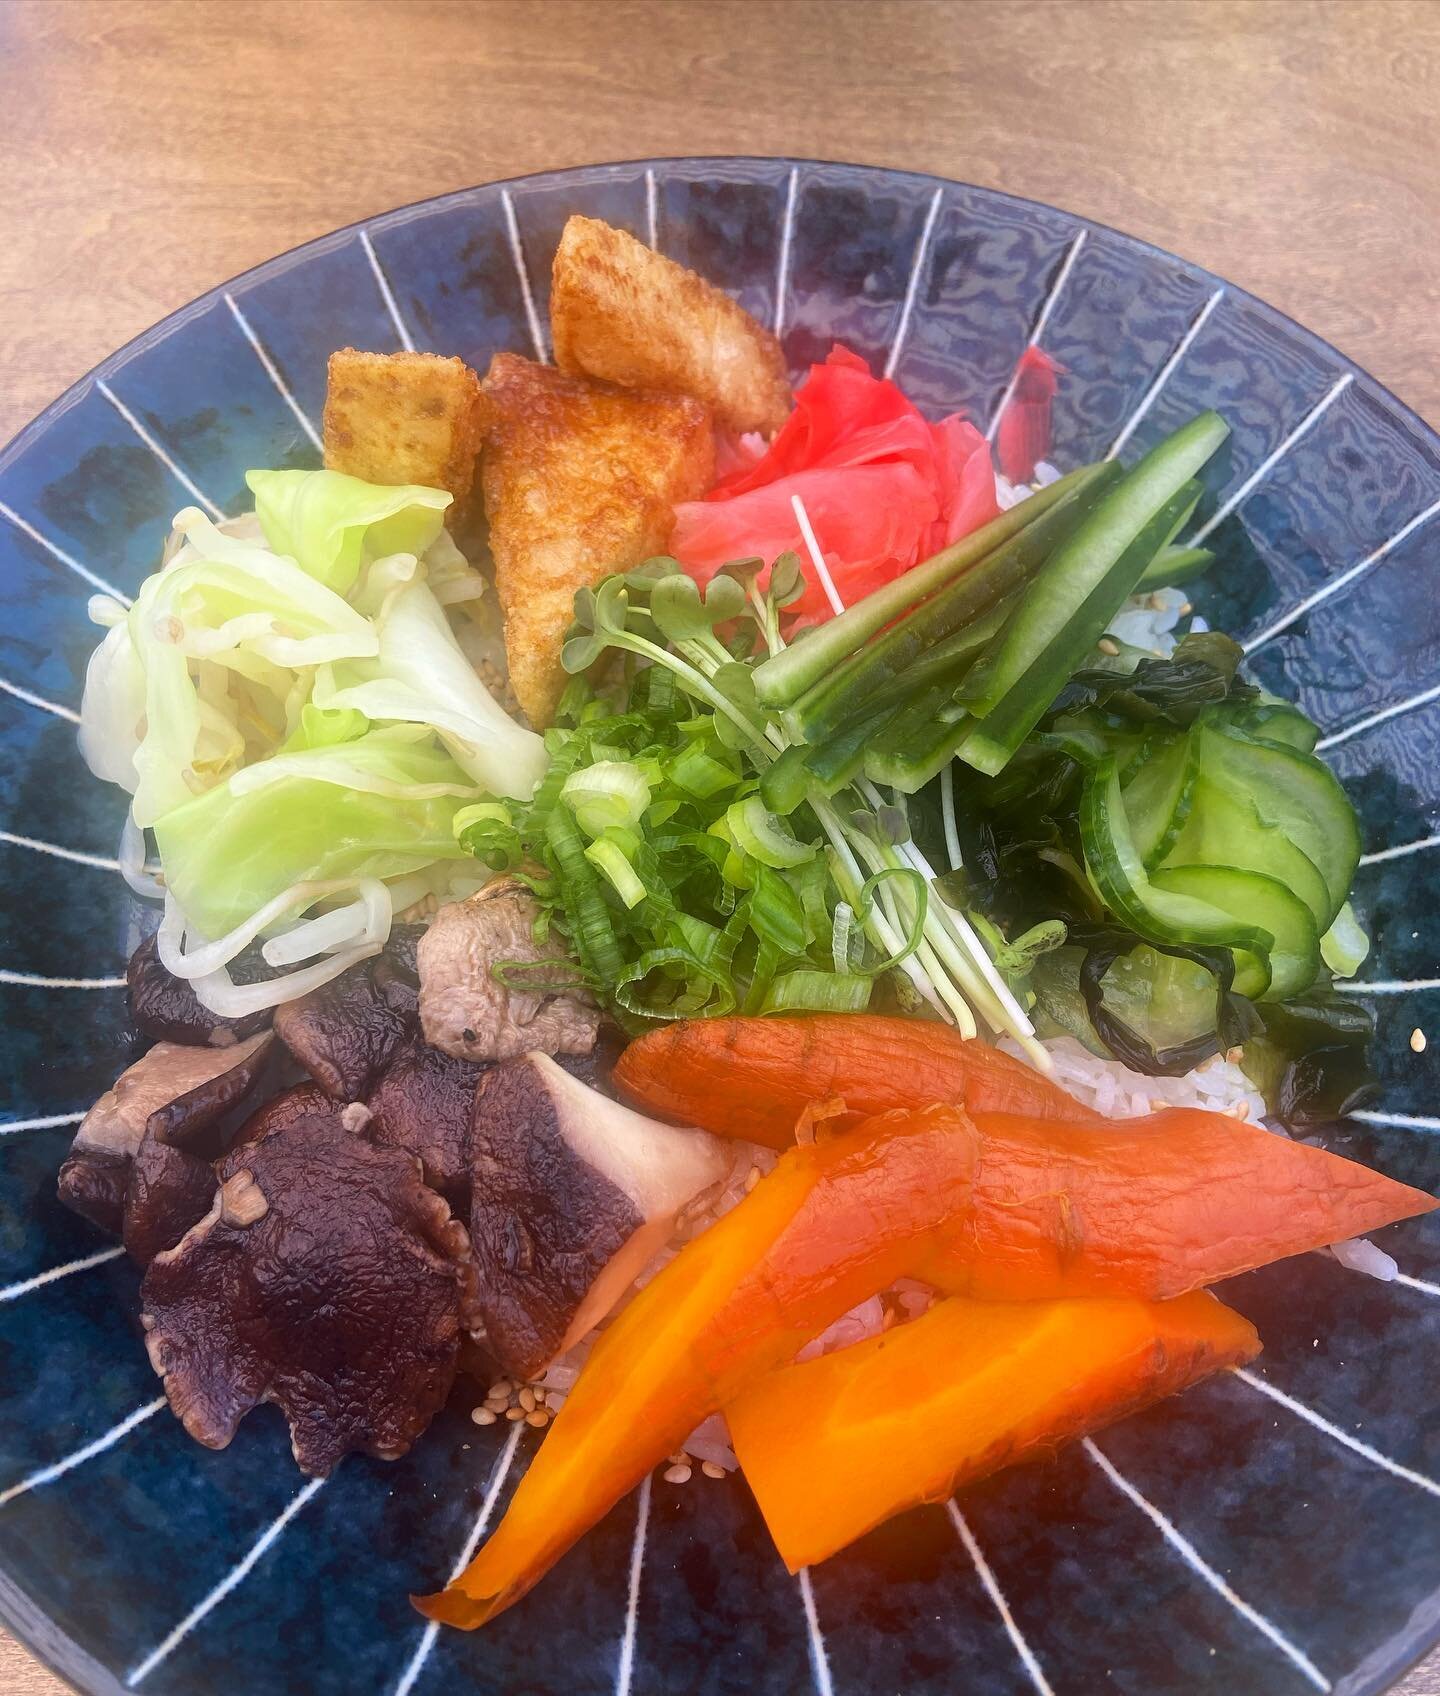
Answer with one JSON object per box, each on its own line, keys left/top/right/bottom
{"left": 78, "top": 470, "right": 546, "bottom": 957}
{"left": 153, "top": 727, "right": 480, "bottom": 938}
{"left": 245, "top": 468, "right": 451, "bottom": 595}
{"left": 311, "top": 577, "right": 547, "bottom": 800}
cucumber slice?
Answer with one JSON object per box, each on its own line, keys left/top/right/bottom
{"left": 789, "top": 470, "right": 1117, "bottom": 741}
{"left": 1121, "top": 731, "right": 1196, "bottom": 867}
{"left": 1159, "top": 774, "right": 1332, "bottom": 933}
{"left": 1138, "top": 544, "right": 1214, "bottom": 591}
{"left": 956, "top": 480, "right": 1207, "bottom": 777}
{"left": 958, "top": 412, "right": 1229, "bottom": 724}
{"left": 1080, "top": 756, "right": 1272, "bottom": 997}
{"left": 1223, "top": 700, "right": 1319, "bottom": 753}
{"left": 1151, "top": 864, "right": 1320, "bottom": 1001}
{"left": 1191, "top": 720, "right": 1359, "bottom": 925}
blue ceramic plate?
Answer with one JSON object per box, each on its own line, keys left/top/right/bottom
{"left": 2, "top": 158, "right": 1439, "bottom": 1696}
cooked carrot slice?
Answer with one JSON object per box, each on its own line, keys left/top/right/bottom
{"left": 614, "top": 1014, "right": 1095, "bottom": 1148}
{"left": 414, "top": 1113, "right": 978, "bottom": 1628}
{"left": 415, "top": 1102, "right": 1430, "bottom": 1626}
{"left": 931, "top": 1107, "right": 1435, "bottom": 1301}
{"left": 726, "top": 1288, "right": 1261, "bottom": 1571}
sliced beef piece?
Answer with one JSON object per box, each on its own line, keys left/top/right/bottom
{"left": 141, "top": 1109, "right": 475, "bottom": 1477}
{"left": 418, "top": 877, "right": 599, "bottom": 1063}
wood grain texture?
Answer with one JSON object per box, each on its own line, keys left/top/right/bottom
{"left": 1, "top": 0, "right": 1438, "bottom": 1691}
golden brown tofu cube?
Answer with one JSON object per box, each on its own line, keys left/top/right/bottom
{"left": 322, "top": 349, "right": 484, "bottom": 512}
{"left": 480, "top": 353, "right": 714, "bottom": 728}
{"left": 550, "top": 216, "right": 792, "bottom": 438}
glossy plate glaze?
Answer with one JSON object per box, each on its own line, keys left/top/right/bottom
{"left": 0, "top": 158, "right": 1438, "bottom": 1696}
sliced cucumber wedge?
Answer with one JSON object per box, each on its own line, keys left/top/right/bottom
{"left": 1080, "top": 756, "right": 1273, "bottom": 998}
{"left": 1151, "top": 863, "right": 1320, "bottom": 1001}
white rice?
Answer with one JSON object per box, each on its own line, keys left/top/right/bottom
{"left": 1000, "top": 1033, "right": 1266, "bottom": 1122}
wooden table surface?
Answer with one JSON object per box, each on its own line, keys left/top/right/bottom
{"left": 1, "top": 0, "right": 1438, "bottom": 1690}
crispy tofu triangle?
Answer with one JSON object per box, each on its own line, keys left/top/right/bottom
{"left": 551, "top": 215, "right": 792, "bottom": 437}
{"left": 323, "top": 349, "right": 484, "bottom": 513}
{"left": 479, "top": 352, "right": 714, "bottom": 727}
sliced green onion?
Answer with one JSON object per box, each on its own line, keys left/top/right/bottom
{"left": 725, "top": 794, "right": 816, "bottom": 869}
{"left": 760, "top": 969, "right": 871, "bottom": 1014}
{"left": 831, "top": 901, "right": 857, "bottom": 974}
{"left": 748, "top": 864, "right": 810, "bottom": 955}
{"left": 584, "top": 835, "right": 647, "bottom": 909}
{"left": 561, "top": 760, "right": 653, "bottom": 837}
{"left": 751, "top": 468, "right": 1096, "bottom": 708}
{"left": 669, "top": 742, "right": 739, "bottom": 799}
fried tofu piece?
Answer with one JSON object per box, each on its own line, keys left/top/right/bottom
{"left": 550, "top": 216, "right": 792, "bottom": 438}
{"left": 480, "top": 353, "right": 713, "bottom": 728}
{"left": 323, "top": 349, "right": 484, "bottom": 512}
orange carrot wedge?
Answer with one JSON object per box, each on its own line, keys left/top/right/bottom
{"left": 930, "top": 1107, "right": 1437, "bottom": 1302}
{"left": 414, "top": 1113, "right": 979, "bottom": 1628}
{"left": 726, "top": 1289, "right": 1261, "bottom": 1571}
{"left": 415, "top": 1103, "right": 1431, "bottom": 1627}
{"left": 614, "top": 1014, "right": 1096, "bottom": 1147}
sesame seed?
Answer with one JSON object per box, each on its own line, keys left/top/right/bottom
{"left": 1180, "top": 602, "right": 1193, "bottom": 615}
{"left": 518, "top": 1387, "right": 537, "bottom": 1412}
{"left": 1226, "top": 1045, "right": 1244, "bottom": 1064}
{"left": 1227, "top": 1100, "right": 1250, "bottom": 1119}
{"left": 505, "top": 1406, "right": 526, "bottom": 1421}
{"left": 488, "top": 1379, "right": 512, "bottom": 1399}
{"left": 1149, "top": 1097, "right": 1170, "bottom": 1113}
{"left": 663, "top": 1463, "right": 693, "bottom": 1484}
{"left": 1097, "top": 637, "right": 1120, "bottom": 656}
{"left": 471, "top": 1406, "right": 498, "bottom": 1426}
{"left": 484, "top": 1395, "right": 509, "bottom": 1413}
{"left": 525, "top": 1409, "right": 550, "bottom": 1429}
{"left": 701, "top": 1461, "right": 726, "bottom": 1479}
{"left": 1412, "top": 1027, "right": 1427, "bottom": 1053}
{"left": 744, "top": 1166, "right": 760, "bottom": 1192}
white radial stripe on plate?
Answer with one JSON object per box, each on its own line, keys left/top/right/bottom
{"left": 946, "top": 1503, "right": 1056, "bottom": 1696}
{"left": 223, "top": 294, "right": 322, "bottom": 450}
{"left": 645, "top": 167, "right": 659, "bottom": 250}
{"left": 359, "top": 227, "right": 417, "bottom": 352}
{"left": 0, "top": 830, "right": 121, "bottom": 870}
{"left": 1359, "top": 834, "right": 1440, "bottom": 867}
{"left": 0, "top": 1245, "right": 125, "bottom": 1305}
{"left": 0, "top": 674, "right": 80, "bottom": 723}
{"left": 96, "top": 380, "right": 226, "bottom": 521}
{"left": 0, "top": 969, "right": 127, "bottom": 988}
{"left": 1189, "top": 374, "right": 1353, "bottom": 546}
{"left": 390, "top": 1422, "right": 524, "bottom": 1696}
{"left": 796, "top": 1566, "right": 834, "bottom": 1696}
{"left": 614, "top": 1472, "right": 652, "bottom": 1696}
{"left": 1351, "top": 1109, "right": 1440, "bottom": 1132}
{"left": 1335, "top": 977, "right": 1440, "bottom": 996}
{"left": 984, "top": 228, "right": 1088, "bottom": 441}
{"left": 501, "top": 189, "right": 549, "bottom": 364}
{"left": 127, "top": 1475, "right": 328, "bottom": 1686}
{"left": 1082, "top": 1438, "right": 1332, "bottom": 1692}
{"left": 1246, "top": 491, "right": 1440, "bottom": 653}
{"left": 0, "top": 499, "right": 131, "bottom": 603}
{"left": 1, "top": 1109, "right": 85, "bottom": 1136}
{"left": 0, "top": 1397, "right": 167, "bottom": 1509}
{"left": 882, "top": 186, "right": 944, "bottom": 380}
{"left": 1106, "top": 287, "right": 1226, "bottom": 460}
{"left": 1234, "top": 1369, "right": 1440, "bottom": 1500}
{"left": 1317, "top": 681, "right": 1440, "bottom": 752}
{"left": 1396, "top": 1271, "right": 1440, "bottom": 1297}
{"left": 773, "top": 166, "right": 799, "bottom": 338}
